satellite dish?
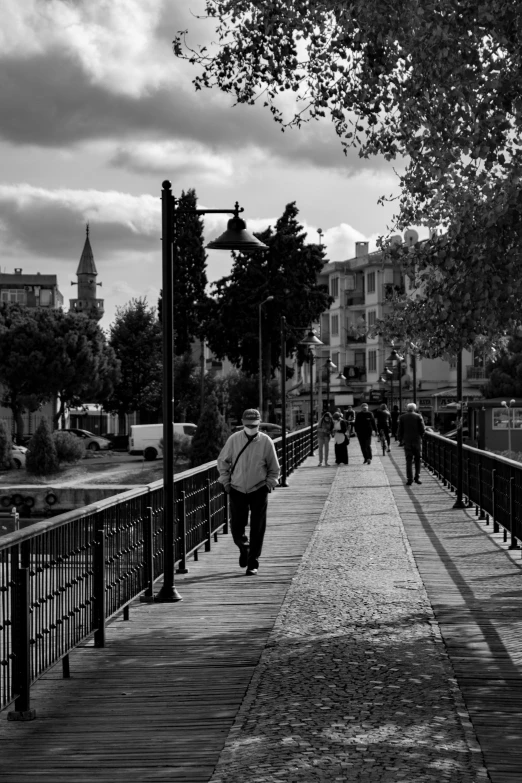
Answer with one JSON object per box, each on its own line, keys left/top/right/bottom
{"left": 404, "top": 229, "right": 419, "bottom": 246}
{"left": 389, "top": 235, "right": 402, "bottom": 248}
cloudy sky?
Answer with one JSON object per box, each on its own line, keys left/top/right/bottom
{"left": 0, "top": 0, "right": 423, "bottom": 331}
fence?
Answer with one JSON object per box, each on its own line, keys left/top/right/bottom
{"left": 0, "top": 426, "right": 314, "bottom": 719}
{"left": 423, "top": 431, "right": 522, "bottom": 548}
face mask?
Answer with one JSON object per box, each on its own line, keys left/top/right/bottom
{"left": 244, "top": 425, "right": 259, "bottom": 436}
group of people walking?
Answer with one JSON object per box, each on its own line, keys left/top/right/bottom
{"left": 216, "top": 402, "right": 426, "bottom": 579}
{"left": 317, "top": 402, "right": 426, "bottom": 482}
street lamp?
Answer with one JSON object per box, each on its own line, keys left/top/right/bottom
{"left": 379, "top": 367, "right": 394, "bottom": 407}
{"left": 323, "top": 358, "right": 337, "bottom": 412}
{"left": 299, "top": 329, "right": 324, "bottom": 456}
{"left": 387, "top": 348, "right": 404, "bottom": 412}
{"left": 501, "top": 399, "right": 516, "bottom": 456}
{"left": 259, "top": 295, "right": 274, "bottom": 418}
{"left": 157, "top": 180, "right": 267, "bottom": 603}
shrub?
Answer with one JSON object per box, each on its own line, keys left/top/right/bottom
{"left": 26, "top": 419, "right": 60, "bottom": 476}
{"left": 0, "top": 421, "right": 11, "bottom": 470}
{"left": 53, "top": 431, "right": 85, "bottom": 464}
{"left": 191, "top": 393, "right": 230, "bottom": 467}
{"left": 159, "top": 433, "right": 192, "bottom": 464}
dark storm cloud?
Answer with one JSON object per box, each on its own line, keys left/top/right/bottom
{"left": 0, "top": 48, "right": 386, "bottom": 174}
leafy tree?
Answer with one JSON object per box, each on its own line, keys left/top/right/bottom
{"left": 158, "top": 188, "right": 209, "bottom": 355}
{"left": 0, "top": 421, "right": 11, "bottom": 471}
{"left": 26, "top": 419, "right": 59, "bottom": 476}
{"left": 204, "top": 202, "right": 331, "bottom": 377}
{"left": 175, "top": 2, "right": 522, "bottom": 353}
{"left": 483, "top": 335, "right": 522, "bottom": 398}
{"left": 106, "top": 298, "right": 162, "bottom": 426}
{"left": 190, "top": 392, "right": 230, "bottom": 467}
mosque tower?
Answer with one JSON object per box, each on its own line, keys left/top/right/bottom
{"left": 70, "top": 224, "right": 104, "bottom": 321}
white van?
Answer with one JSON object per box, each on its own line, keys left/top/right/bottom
{"left": 128, "top": 423, "right": 197, "bottom": 461}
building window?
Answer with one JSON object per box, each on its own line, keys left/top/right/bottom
{"left": 367, "top": 310, "right": 376, "bottom": 327}
{"left": 330, "top": 277, "right": 339, "bottom": 298}
{"left": 331, "top": 314, "right": 339, "bottom": 335}
{"left": 367, "top": 271, "right": 376, "bottom": 293}
{"left": 1, "top": 289, "right": 26, "bottom": 304}
{"left": 39, "top": 289, "right": 52, "bottom": 306}
{"left": 492, "top": 408, "right": 522, "bottom": 430}
{"left": 368, "top": 350, "right": 377, "bottom": 372}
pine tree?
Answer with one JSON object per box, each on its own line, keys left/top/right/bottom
{"left": 190, "top": 392, "right": 230, "bottom": 467}
{"left": 26, "top": 419, "right": 60, "bottom": 476}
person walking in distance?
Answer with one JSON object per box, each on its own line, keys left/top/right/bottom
{"left": 332, "top": 411, "right": 349, "bottom": 465}
{"left": 391, "top": 405, "right": 400, "bottom": 441}
{"left": 374, "top": 403, "right": 392, "bottom": 453}
{"left": 354, "top": 403, "right": 377, "bottom": 464}
{"left": 317, "top": 410, "right": 334, "bottom": 466}
{"left": 397, "top": 402, "right": 426, "bottom": 485}
{"left": 217, "top": 409, "right": 280, "bottom": 575}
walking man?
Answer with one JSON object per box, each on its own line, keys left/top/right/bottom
{"left": 217, "top": 409, "right": 280, "bottom": 575}
{"left": 374, "top": 403, "right": 392, "bottom": 453}
{"left": 354, "top": 403, "right": 377, "bottom": 464}
{"left": 397, "top": 402, "right": 426, "bottom": 485}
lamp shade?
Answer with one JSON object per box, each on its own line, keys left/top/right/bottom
{"left": 299, "top": 329, "right": 323, "bottom": 347}
{"left": 325, "top": 359, "right": 337, "bottom": 371}
{"left": 387, "top": 349, "right": 404, "bottom": 363}
{"left": 206, "top": 216, "right": 268, "bottom": 252}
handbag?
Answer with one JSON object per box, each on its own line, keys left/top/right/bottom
{"left": 334, "top": 432, "right": 347, "bottom": 445}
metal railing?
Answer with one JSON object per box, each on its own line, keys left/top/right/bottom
{"left": 423, "top": 431, "right": 522, "bottom": 547}
{"left": 0, "top": 426, "right": 312, "bottom": 718}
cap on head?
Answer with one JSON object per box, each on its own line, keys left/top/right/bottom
{"left": 242, "top": 408, "right": 261, "bottom": 422}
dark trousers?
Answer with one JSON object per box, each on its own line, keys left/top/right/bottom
{"left": 229, "top": 486, "right": 269, "bottom": 569}
{"left": 357, "top": 435, "right": 372, "bottom": 461}
{"left": 404, "top": 444, "right": 422, "bottom": 481}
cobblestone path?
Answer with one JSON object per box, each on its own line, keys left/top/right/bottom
{"left": 210, "top": 457, "right": 489, "bottom": 783}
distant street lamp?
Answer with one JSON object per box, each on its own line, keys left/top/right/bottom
{"left": 387, "top": 348, "right": 404, "bottom": 412}
{"left": 158, "top": 181, "right": 267, "bottom": 603}
{"left": 501, "top": 398, "right": 516, "bottom": 456}
{"left": 323, "top": 358, "right": 337, "bottom": 412}
{"left": 379, "top": 366, "right": 394, "bottom": 407}
{"left": 299, "top": 329, "right": 323, "bottom": 456}
{"left": 453, "top": 348, "right": 465, "bottom": 509}
{"left": 258, "top": 295, "right": 274, "bottom": 419}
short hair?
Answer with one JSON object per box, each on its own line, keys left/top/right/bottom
{"left": 361, "top": 403, "right": 368, "bottom": 410}
{"left": 407, "top": 403, "right": 417, "bottom": 411}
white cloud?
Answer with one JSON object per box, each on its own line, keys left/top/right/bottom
{"left": 111, "top": 140, "right": 234, "bottom": 182}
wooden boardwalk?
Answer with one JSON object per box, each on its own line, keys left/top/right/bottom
{"left": 384, "top": 451, "right": 522, "bottom": 783}
{"left": 0, "top": 459, "right": 335, "bottom": 783}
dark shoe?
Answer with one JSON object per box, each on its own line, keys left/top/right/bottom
{"left": 414, "top": 478, "right": 422, "bottom": 484}
{"left": 239, "top": 547, "right": 249, "bottom": 568}
{"left": 367, "top": 460, "right": 372, "bottom": 465}
{"left": 246, "top": 568, "right": 258, "bottom": 576}
{"left": 406, "top": 480, "right": 413, "bottom": 486}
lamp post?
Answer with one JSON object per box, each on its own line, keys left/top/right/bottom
{"left": 157, "top": 180, "right": 267, "bottom": 603}
{"left": 280, "top": 316, "right": 289, "bottom": 487}
{"left": 324, "top": 358, "right": 337, "bottom": 413}
{"left": 501, "top": 398, "right": 516, "bottom": 456}
{"left": 453, "top": 348, "right": 465, "bottom": 509}
{"left": 258, "top": 295, "right": 274, "bottom": 419}
{"left": 387, "top": 348, "right": 404, "bottom": 412}
{"left": 299, "top": 329, "right": 324, "bottom": 456}
{"left": 379, "top": 367, "right": 394, "bottom": 406}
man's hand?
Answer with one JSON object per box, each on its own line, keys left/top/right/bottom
{"left": 223, "top": 485, "right": 231, "bottom": 494}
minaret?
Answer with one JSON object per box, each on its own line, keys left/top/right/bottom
{"left": 70, "top": 224, "right": 104, "bottom": 320}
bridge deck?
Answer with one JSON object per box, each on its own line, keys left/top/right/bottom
{"left": 0, "top": 451, "right": 521, "bottom": 781}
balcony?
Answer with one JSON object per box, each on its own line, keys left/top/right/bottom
{"left": 345, "top": 291, "right": 365, "bottom": 307}
{"left": 466, "top": 366, "right": 487, "bottom": 385}
{"left": 383, "top": 283, "right": 405, "bottom": 301}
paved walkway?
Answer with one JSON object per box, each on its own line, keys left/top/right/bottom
{"left": 3, "top": 445, "right": 522, "bottom": 781}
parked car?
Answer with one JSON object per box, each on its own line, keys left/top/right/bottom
{"left": 128, "top": 423, "right": 197, "bottom": 460}
{"left": 61, "top": 428, "right": 112, "bottom": 451}
{"left": 232, "top": 422, "right": 286, "bottom": 440}
{"left": 11, "top": 444, "right": 27, "bottom": 469}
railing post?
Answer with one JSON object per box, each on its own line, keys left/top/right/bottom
{"left": 478, "top": 460, "right": 486, "bottom": 519}
{"left": 492, "top": 469, "right": 499, "bottom": 534}
{"left": 140, "top": 506, "right": 155, "bottom": 603}
{"left": 509, "top": 475, "right": 520, "bottom": 550}
{"left": 205, "top": 478, "right": 212, "bottom": 552}
{"left": 176, "top": 490, "right": 188, "bottom": 574}
{"left": 94, "top": 527, "right": 106, "bottom": 648}
{"left": 222, "top": 490, "right": 229, "bottom": 537}
{"left": 8, "top": 567, "right": 36, "bottom": 721}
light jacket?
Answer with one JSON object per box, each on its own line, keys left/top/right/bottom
{"left": 217, "top": 430, "right": 280, "bottom": 494}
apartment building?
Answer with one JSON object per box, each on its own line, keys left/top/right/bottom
{"left": 307, "top": 236, "right": 485, "bottom": 427}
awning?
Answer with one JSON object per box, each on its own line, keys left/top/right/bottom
{"left": 431, "top": 387, "right": 483, "bottom": 399}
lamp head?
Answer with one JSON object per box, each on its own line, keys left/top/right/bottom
{"left": 299, "top": 329, "right": 323, "bottom": 347}
{"left": 206, "top": 215, "right": 268, "bottom": 252}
